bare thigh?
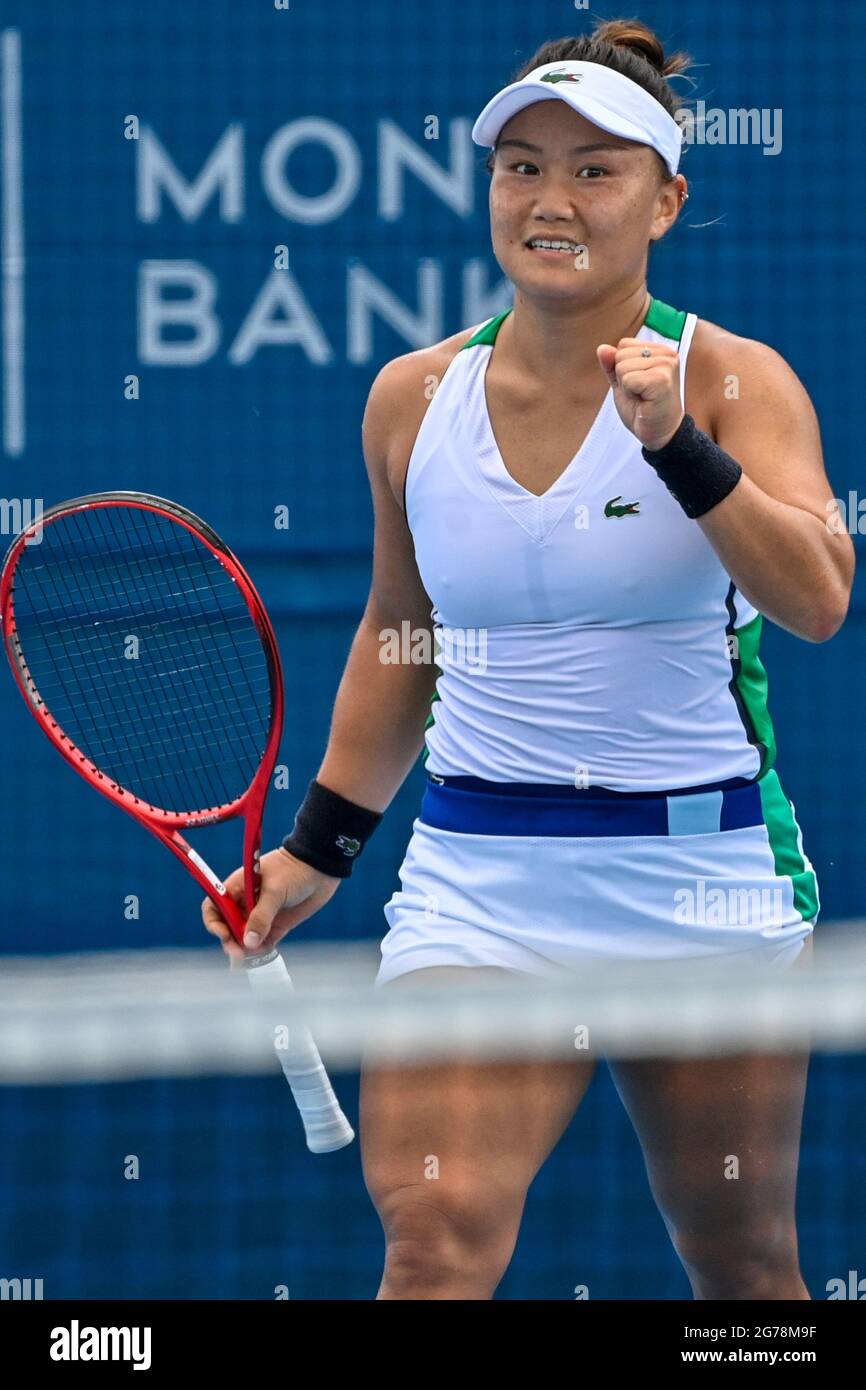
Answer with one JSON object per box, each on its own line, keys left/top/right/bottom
{"left": 360, "top": 966, "right": 596, "bottom": 1298}
{"left": 607, "top": 937, "right": 814, "bottom": 1298}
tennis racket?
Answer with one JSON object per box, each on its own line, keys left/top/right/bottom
{"left": 1, "top": 491, "right": 353, "bottom": 1154}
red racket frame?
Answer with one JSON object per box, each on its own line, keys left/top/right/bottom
{"left": 0, "top": 492, "right": 285, "bottom": 947}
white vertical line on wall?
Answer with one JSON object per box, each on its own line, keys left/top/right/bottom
{"left": 1, "top": 28, "right": 25, "bottom": 457}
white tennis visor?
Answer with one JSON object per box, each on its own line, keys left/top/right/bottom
{"left": 471, "top": 60, "right": 683, "bottom": 177}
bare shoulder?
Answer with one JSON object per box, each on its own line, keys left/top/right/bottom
{"left": 363, "top": 323, "right": 483, "bottom": 509}
{"left": 686, "top": 317, "right": 818, "bottom": 440}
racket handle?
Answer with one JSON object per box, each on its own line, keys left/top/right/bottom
{"left": 242, "top": 950, "right": 355, "bottom": 1154}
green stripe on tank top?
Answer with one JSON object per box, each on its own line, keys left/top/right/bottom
{"left": 460, "top": 296, "right": 687, "bottom": 351}
{"left": 642, "top": 298, "right": 687, "bottom": 342}
{"left": 728, "top": 608, "right": 777, "bottom": 778}
{"left": 757, "top": 769, "right": 821, "bottom": 924}
{"left": 461, "top": 310, "right": 512, "bottom": 349}
{"left": 726, "top": 600, "right": 819, "bottom": 922}
{"left": 421, "top": 689, "right": 441, "bottom": 766}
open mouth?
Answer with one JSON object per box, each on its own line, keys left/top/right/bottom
{"left": 526, "top": 238, "right": 583, "bottom": 257}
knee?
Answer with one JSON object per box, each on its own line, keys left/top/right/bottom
{"left": 377, "top": 1185, "right": 517, "bottom": 1299}
{"left": 672, "top": 1220, "right": 802, "bottom": 1299}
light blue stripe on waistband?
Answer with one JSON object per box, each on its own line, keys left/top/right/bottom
{"left": 665, "top": 790, "right": 724, "bottom": 835}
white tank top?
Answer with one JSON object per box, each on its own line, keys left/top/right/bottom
{"left": 405, "top": 297, "right": 776, "bottom": 792}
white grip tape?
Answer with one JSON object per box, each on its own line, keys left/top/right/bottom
{"left": 245, "top": 953, "right": 355, "bottom": 1154}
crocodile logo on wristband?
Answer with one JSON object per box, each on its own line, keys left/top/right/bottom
{"left": 336, "top": 834, "right": 361, "bottom": 857}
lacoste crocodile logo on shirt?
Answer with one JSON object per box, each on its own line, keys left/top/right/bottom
{"left": 604, "top": 496, "right": 641, "bottom": 518}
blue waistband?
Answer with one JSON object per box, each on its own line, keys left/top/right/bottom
{"left": 419, "top": 773, "right": 764, "bottom": 838}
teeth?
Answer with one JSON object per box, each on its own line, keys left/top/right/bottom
{"left": 529, "top": 239, "right": 580, "bottom": 252}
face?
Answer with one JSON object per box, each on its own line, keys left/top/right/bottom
{"left": 488, "top": 99, "right": 685, "bottom": 300}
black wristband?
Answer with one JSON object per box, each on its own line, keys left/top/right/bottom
{"left": 641, "top": 413, "right": 743, "bottom": 519}
{"left": 281, "top": 778, "right": 383, "bottom": 879}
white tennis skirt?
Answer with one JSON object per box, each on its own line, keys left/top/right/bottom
{"left": 377, "top": 770, "right": 819, "bottom": 985}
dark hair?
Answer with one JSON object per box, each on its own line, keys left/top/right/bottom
{"left": 484, "top": 17, "right": 694, "bottom": 183}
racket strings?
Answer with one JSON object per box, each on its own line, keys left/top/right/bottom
{"left": 24, "top": 537, "right": 145, "bottom": 776}
{"left": 78, "top": 504, "right": 271, "bottom": 806}
{"left": 11, "top": 504, "right": 274, "bottom": 813}
{"left": 20, "top": 515, "right": 241, "bottom": 812}
{"left": 50, "top": 515, "right": 218, "bottom": 805}
{"left": 78, "top": 505, "right": 266, "bottom": 778}
{"left": 137, "top": 505, "right": 271, "bottom": 749}
{"left": 34, "top": 505, "right": 267, "bottom": 810}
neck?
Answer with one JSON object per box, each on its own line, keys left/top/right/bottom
{"left": 501, "top": 282, "right": 652, "bottom": 389}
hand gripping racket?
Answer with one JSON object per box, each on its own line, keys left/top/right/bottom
{"left": 1, "top": 491, "right": 353, "bottom": 1154}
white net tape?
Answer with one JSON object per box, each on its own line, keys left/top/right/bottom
{"left": 1, "top": 926, "right": 864, "bottom": 1083}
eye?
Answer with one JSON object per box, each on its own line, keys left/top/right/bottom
{"left": 509, "top": 161, "right": 539, "bottom": 175}
{"left": 578, "top": 166, "right": 607, "bottom": 179}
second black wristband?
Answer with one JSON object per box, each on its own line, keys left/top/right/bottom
{"left": 282, "top": 778, "right": 383, "bottom": 879}
{"left": 641, "top": 413, "right": 743, "bottom": 520}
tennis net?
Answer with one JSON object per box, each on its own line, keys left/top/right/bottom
{"left": 1, "top": 930, "right": 864, "bottom": 1300}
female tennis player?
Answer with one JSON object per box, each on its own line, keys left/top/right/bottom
{"left": 203, "top": 18, "right": 855, "bottom": 1299}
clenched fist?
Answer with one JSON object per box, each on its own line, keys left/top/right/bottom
{"left": 596, "top": 338, "right": 684, "bottom": 452}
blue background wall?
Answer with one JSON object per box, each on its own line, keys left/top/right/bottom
{"left": 0, "top": 0, "right": 863, "bottom": 1299}
{"left": 0, "top": 0, "right": 863, "bottom": 948}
